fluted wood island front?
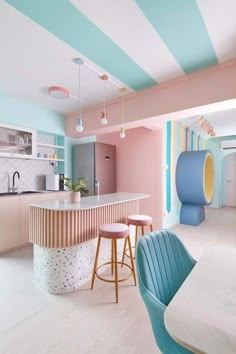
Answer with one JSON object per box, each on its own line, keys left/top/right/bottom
{"left": 30, "top": 193, "right": 148, "bottom": 294}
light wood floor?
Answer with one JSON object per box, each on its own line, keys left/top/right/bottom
{"left": 0, "top": 207, "right": 235, "bottom": 354}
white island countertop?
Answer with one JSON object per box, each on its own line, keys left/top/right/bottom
{"left": 30, "top": 192, "right": 149, "bottom": 211}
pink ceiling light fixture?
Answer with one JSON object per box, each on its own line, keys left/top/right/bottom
{"left": 48, "top": 86, "right": 70, "bottom": 99}
{"left": 48, "top": 58, "right": 86, "bottom": 106}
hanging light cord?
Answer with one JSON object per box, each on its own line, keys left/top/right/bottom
{"left": 121, "top": 93, "right": 124, "bottom": 126}
{"left": 103, "top": 79, "right": 106, "bottom": 115}
{"left": 78, "top": 63, "right": 81, "bottom": 119}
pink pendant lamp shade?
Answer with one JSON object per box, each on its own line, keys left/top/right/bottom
{"left": 48, "top": 86, "right": 70, "bottom": 99}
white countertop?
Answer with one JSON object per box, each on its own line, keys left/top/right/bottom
{"left": 30, "top": 192, "right": 149, "bottom": 211}
{"left": 164, "top": 246, "right": 236, "bottom": 354}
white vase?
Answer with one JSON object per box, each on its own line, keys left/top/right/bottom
{"left": 70, "top": 191, "right": 81, "bottom": 203}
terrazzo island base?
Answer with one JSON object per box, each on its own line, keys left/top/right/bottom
{"left": 29, "top": 193, "right": 148, "bottom": 294}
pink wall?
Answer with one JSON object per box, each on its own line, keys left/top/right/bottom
{"left": 97, "top": 127, "right": 163, "bottom": 229}
{"left": 66, "top": 59, "right": 236, "bottom": 138}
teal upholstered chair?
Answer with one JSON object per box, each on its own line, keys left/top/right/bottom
{"left": 136, "top": 230, "right": 196, "bottom": 354}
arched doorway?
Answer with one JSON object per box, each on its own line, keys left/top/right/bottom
{"left": 223, "top": 152, "right": 236, "bottom": 207}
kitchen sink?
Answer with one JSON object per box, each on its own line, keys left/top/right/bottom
{"left": 0, "top": 191, "right": 42, "bottom": 196}
{"left": 0, "top": 192, "right": 17, "bottom": 196}
{"left": 19, "top": 191, "right": 42, "bottom": 194}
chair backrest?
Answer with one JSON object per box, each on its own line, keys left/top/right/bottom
{"left": 136, "top": 229, "right": 196, "bottom": 306}
{"left": 136, "top": 230, "right": 195, "bottom": 354}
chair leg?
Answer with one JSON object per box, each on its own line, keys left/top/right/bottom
{"left": 91, "top": 236, "right": 101, "bottom": 290}
{"left": 150, "top": 224, "right": 153, "bottom": 232}
{"left": 114, "top": 238, "right": 119, "bottom": 303}
{"left": 121, "top": 238, "right": 127, "bottom": 266}
{"left": 127, "top": 235, "right": 136, "bottom": 286}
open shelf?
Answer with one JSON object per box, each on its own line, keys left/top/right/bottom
{"left": 36, "top": 132, "right": 65, "bottom": 167}
{"left": 37, "top": 143, "right": 65, "bottom": 149}
{"left": 0, "top": 154, "right": 64, "bottom": 162}
{"left": 36, "top": 157, "right": 64, "bottom": 162}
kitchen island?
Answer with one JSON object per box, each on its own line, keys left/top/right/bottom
{"left": 30, "top": 192, "right": 148, "bottom": 294}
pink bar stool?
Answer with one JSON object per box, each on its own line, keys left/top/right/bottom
{"left": 122, "top": 214, "right": 153, "bottom": 262}
{"left": 91, "top": 223, "right": 136, "bottom": 303}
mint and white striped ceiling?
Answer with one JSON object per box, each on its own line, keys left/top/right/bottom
{"left": 2, "top": 0, "right": 236, "bottom": 113}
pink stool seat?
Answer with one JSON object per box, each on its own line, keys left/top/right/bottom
{"left": 127, "top": 215, "right": 153, "bottom": 226}
{"left": 99, "top": 223, "right": 129, "bottom": 239}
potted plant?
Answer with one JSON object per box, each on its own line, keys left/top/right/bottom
{"left": 64, "top": 177, "right": 89, "bottom": 203}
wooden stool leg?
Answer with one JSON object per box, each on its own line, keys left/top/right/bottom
{"left": 134, "top": 225, "right": 138, "bottom": 247}
{"left": 121, "top": 238, "right": 127, "bottom": 266}
{"left": 141, "top": 225, "right": 145, "bottom": 236}
{"left": 114, "top": 238, "right": 119, "bottom": 303}
{"left": 91, "top": 236, "right": 101, "bottom": 290}
{"left": 127, "top": 236, "right": 136, "bottom": 286}
{"left": 150, "top": 224, "right": 153, "bottom": 232}
{"left": 111, "top": 239, "right": 114, "bottom": 275}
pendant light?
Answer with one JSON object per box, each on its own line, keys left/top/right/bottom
{"left": 48, "top": 57, "right": 130, "bottom": 134}
{"left": 196, "top": 115, "right": 216, "bottom": 137}
{"left": 100, "top": 75, "right": 108, "bottom": 125}
{"left": 75, "top": 58, "right": 84, "bottom": 133}
{"left": 76, "top": 117, "right": 84, "bottom": 133}
{"left": 119, "top": 88, "right": 126, "bottom": 139}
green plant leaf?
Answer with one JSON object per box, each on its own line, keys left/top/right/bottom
{"left": 64, "top": 177, "right": 89, "bottom": 193}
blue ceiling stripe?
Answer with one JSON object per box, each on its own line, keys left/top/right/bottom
{"left": 136, "top": 0, "right": 218, "bottom": 73}
{"left": 5, "top": 0, "right": 157, "bottom": 91}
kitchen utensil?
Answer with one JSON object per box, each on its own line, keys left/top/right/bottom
{"left": 15, "top": 135, "right": 24, "bottom": 145}
{"left": 23, "top": 134, "right": 29, "bottom": 144}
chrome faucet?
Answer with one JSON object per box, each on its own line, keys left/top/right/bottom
{"left": 9, "top": 171, "right": 20, "bottom": 193}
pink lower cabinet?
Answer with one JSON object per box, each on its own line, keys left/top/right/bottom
{"left": 0, "top": 196, "right": 20, "bottom": 252}
{"left": 0, "top": 192, "right": 70, "bottom": 253}
{"left": 56, "top": 191, "right": 69, "bottom": 200}
{"left": 40, "top": 193, "right": 59, "bottom": 202}
{"left": 40, "top": 192, "right": 69, "bottom": 202}
{"left": 19, "top": 194, "right": 42, "bottom": 246}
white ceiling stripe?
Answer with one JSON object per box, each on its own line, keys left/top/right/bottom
{"left": 197, "top": 0, "right": 236, "bottom": 62}
{"left": 70, "top": 0, "right": 185, "bottom": 83}
{"left": 0, "top": 1, "right": 133, "bottom": 114}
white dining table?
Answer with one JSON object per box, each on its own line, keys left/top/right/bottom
{"left": 164, "top": 246, "right": 236, "bottom": 354}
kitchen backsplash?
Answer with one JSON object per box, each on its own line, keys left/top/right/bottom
{"left": 0, "top": 158, "right": 52, "bottom": 192}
